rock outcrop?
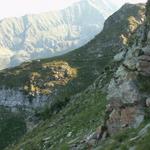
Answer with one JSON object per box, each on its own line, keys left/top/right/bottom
{"left": 94, "top": 0, "right": 150, "bottom": 140}
{"left": 0, "top": 88, "right": 48, "bottom": 111}
{"left": 0, "top": 61, "right": 77, "bottom": 112}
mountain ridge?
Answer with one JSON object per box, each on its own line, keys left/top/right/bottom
{"left": 0, "top": 0, "right": 120, "bottom": 70}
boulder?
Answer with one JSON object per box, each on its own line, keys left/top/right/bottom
{"left": 132, "top": 48, "right": 144, "bottom": 57}
{"left": 123, "top": 58, "right": 138, "bottom": 71}
{"left": 114, "top": 50, "right": 126, "bottom": 62}
{"left": 137, "top": 55, "right": 150, "bottom": 76}
{"left": 138, "top": 55, "right": 150, "bottom": 61}
{"left": 107, "top": 106, "right": 144, "bottom": 135}
{"left": 146, "top": 98, "right": 150, "bottom": 107}
{"left": 108, "top": 79, "right": 141, "bottom": 104}
{"left": 142, "top": 46, "right": 150, "bottom": 56}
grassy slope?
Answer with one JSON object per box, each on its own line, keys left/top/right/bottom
{"left": 4, "top": 60, "right": 125, "bottom": 150}
{"left": 94, "top": 119, "right": 150, "bottom": 150}
{"left": 7, "top": 89, "right": 106, "bottom": 150}
{"left": 0, "top": 107, "right": 26, "bottom": 150}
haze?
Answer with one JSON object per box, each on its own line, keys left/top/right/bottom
{"left": 0, "top": 0, "right": 147, "bottom": 20}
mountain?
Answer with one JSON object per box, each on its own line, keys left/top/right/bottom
{"left": 0, "top": 3, "right": 145, "bottom": 150}
{"left": 0, "top": 0, "right": 121, "bottom": 70}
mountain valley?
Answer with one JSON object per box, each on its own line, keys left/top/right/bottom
{"left": 1, "top": 0, "right": 150, "bottom": 150}
{"left": 0, "top": 2, "right": 147, "bottom": 150}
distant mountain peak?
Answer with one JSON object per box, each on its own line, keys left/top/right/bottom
{"left": 0, "top": 0, "right": 120, "bottom": 70}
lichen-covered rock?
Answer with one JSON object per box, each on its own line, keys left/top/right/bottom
{"left": 137, "top": 54, "right": 150, "bottom": 76}
{"left": 142, "top": 46, "right": 150, "bottom": 55}
{"left": 123, "top": 58, "right": 138, "bottom": 71}
{"left": 107, "top": 65, "right": 141, "bottom": 104}
{"left": 106, "top": 106, "right": 144, "bottom": 134}
{"left": 105, "top": 45, "right": 145, "bottom": 134}
{"left": 146, "top": 97, "right": 150, "bottom": 107}
{"left": 0, "top": 88, "right": 48, "bottom": 111}
{"left": 113, "top": 49, "right": 127, "bottom": 62}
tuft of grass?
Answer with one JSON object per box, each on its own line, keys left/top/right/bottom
{"left": 136, "top": 129, "right": 150, "bottom": 150}
{"left": 137, "top": 75, "right": 150, "bottom": 93}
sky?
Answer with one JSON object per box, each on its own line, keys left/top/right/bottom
{"left": 0, "top": 0, "right": 147, "bottom": 20}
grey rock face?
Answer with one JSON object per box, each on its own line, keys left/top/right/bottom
{"left": 106, "top": 62, "right": 144, "bottom": 135}
{"left": 107, "top": 65, "right": 141, "bottom": 104}
{"left": 137, "top": 54, "right": 150, "bottom": 76}
{"left": 142, "top": 46, "right": 150, "bottom": 55}
{"left": 146, "top": 97, "right": 150, "bottom": 107}
{"left": 113, "top": 50, "right": 127, "bottom": 62}
{"left": 106, "top": 106, "right": 144, "bottom": 134}
{"left": 105, "top": 30, "right": 147, "bottom": 135}
{"left": 0, "top": 87, "right": 48, "bottom": 111}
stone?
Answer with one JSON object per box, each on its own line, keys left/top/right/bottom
{"left": 101, "top": 131, "right": 107, "bottom": 141}
{"left": 108, "top": 79, "right": 141, "bottom": 104}
{"left": 106, "top": 106, "right": 144, "bottom": 135}
{"left": 132, "top": 48, "right": 144, "bottom": 57}
{"left": 67, "top": 132, "right": 72, "bottom": 138}
{"left": 106, "top": 109, "right": 121, "bottom": 134}
{"left": 87, "top": 139, "right": 96, "bottom": 149}
{"left": 86, "top": 132, "right": 97, "bottom": 141}
{"left": 129, "top": 146, "right": 136, "bottom": 150}
{"left": 123, "top": 57, "right": 138, "bottom": 71}
{"left": 138, "top": 55, "right": 150, "bottom": 61}
{"left": 137, "top": 56, "right": 150, "bottom": 76}
{"left": 147, "top": 31, "right": 150, "bottom": 40}
{"left": 114, "top": 50, "right": 126, "bottom": 62}
{"left": 133, "top": 111, "right": 144, "bottom": 128}
{"left": 42, "top": 137, "right": 50, "bottom": 142}
{"left": 146, "top": 98, "right": 150, "bottom": 107}
{"left": 0, "top": 87, "right": 48, "bottom": 110}
{"left": 142, "top": 46, "right": 150, "bottom": 56}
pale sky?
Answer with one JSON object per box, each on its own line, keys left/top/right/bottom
{"left": 0, "top": 0, "right": 147, "bottom": 20}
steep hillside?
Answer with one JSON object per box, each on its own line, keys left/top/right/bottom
{"left": 88, "top": 0, "right": 150, "bottom": 149}
{"left": 0, "top": 0, "right": 120, "bottom": 70}
{"left": 1, "top": 3, "right": 146, "bottom": 150}
{"left": 4, "top": 62, "right": 118, "bottom": 150}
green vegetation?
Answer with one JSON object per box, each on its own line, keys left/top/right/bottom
{"left": 7, "top": 90, "right": 107, "bottom": 150}
{"left": 137, "top": 74, "right": 150, "bottom": 93}
{"left": 95, "top": 121, "right": 150, "bottom": 150}
{"left": 99, "top": 3, "right": 145, "bottom": 46}
{"left": 0, "top": 107, "right": 26, "bottom": 150}
{"left": 99, "top": 128, "right": 136, "bottom": 150}
{"left": 136, "top": 129, "right": 150, "bottom": 150}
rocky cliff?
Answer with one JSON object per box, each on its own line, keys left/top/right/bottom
{"left": 104, "top": 0, "right": 150, "bottom": 136}
{"left": 84, "top": 0, "right": 150, "bottom": 149}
